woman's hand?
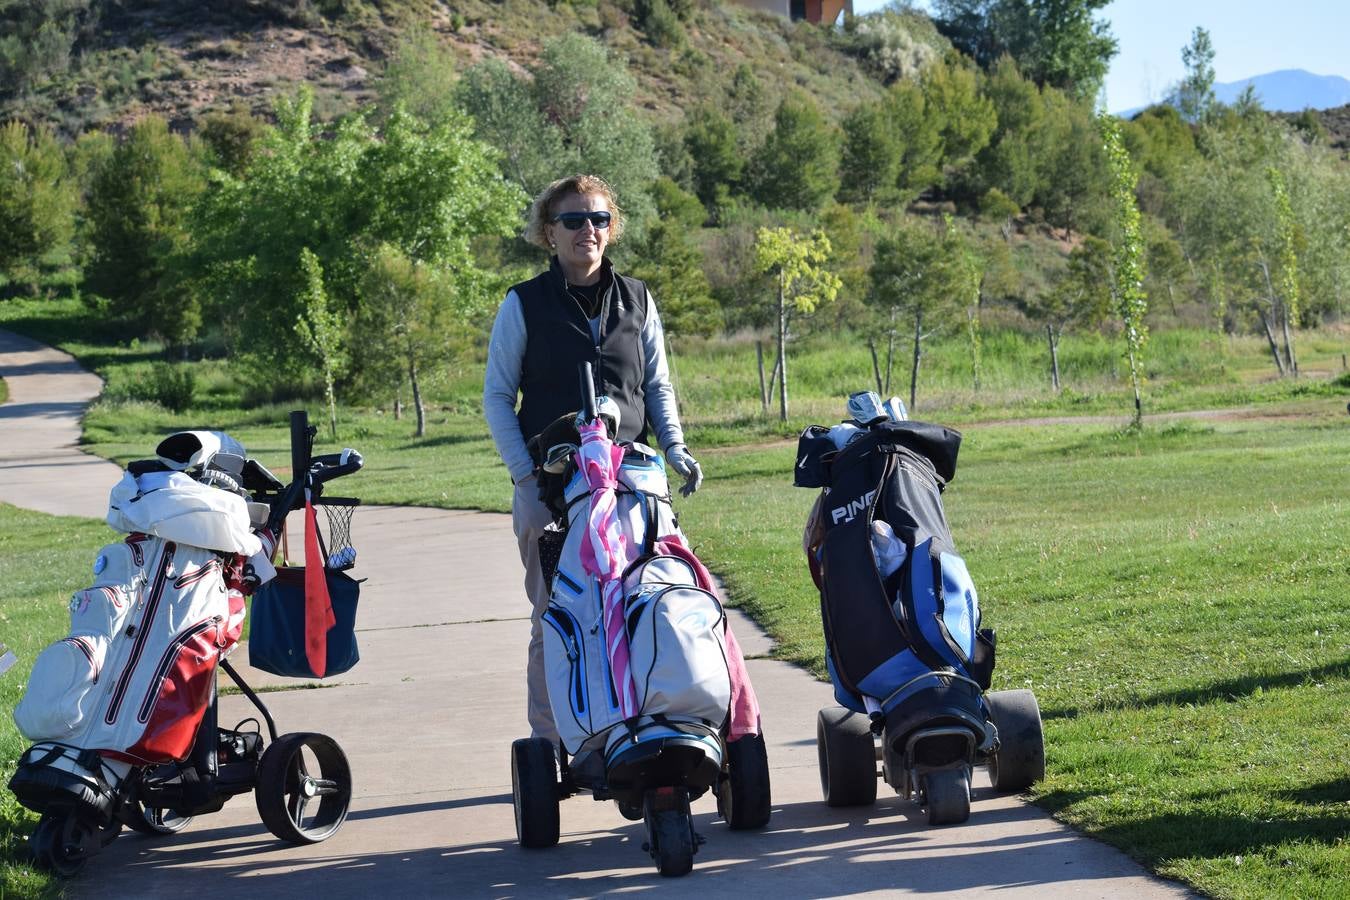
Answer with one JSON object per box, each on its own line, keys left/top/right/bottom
{"left": 667, "top": 445, "right": 703, "bottom": 497}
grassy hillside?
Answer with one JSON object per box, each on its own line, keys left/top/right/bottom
{"left": 1, "top": 0, "right": 896, "bottom": 137}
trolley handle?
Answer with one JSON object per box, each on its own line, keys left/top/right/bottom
{"left": 578, "top": 361, "right": 598, "bottom": 424}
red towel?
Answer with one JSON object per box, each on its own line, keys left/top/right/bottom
{"left": 303, "top": 500, "right": 336, "bottom": 677}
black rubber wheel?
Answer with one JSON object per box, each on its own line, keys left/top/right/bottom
{"left": 986, "top": 689, "right": 1046, "bottom": 792}
{"left": 718, "top": 731, "right": 772, "bottom": 830}
{"left": 923, "top": 768, "right": 971, "bottom": 826}
{"left": 125, "top": 802, "right": 194, "bottom": 836}
{"left": 816, "top": 707, "right": 877, "bottom": 807}
{"left": 255, "top": 732, "right": 352, "bottom": 844}
{"left": 30, "top": 813, "right": 88, "bottom": 878}
{"left": 648, "top": 808, "right": 695, "bottom": 877}
{"left": 511, "top": 737, "right": 560, "bottom": 848}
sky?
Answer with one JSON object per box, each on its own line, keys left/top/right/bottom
{"left": 850, "top": 0, "right": 1350, "bottom": 113}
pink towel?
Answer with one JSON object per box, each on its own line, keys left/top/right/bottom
{"left": 575, "top": 420, "right": 640, "bottom": 718}
{"left": 652, "top": 537, "right": 762, "bottom": 741}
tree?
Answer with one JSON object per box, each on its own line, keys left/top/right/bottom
{"left": 1098, "top": 113, "right": 1149, "bottom": 427}
{"left": 1176, "top": 26, "right": 1216, "bottom": 123}
{"left": 1032, "top": 88, "right": 1108, "bottom": 236}
{"left": 960, "top": 55, "right": 1043, "bottom": 209}
{"left": 629, "top": 179, "right": 721, "bottom": 338}
{"left": 85, "top": 115, "right": 205, "bottom": 343}
{"left": 1264, "top": 165, "right": 1300, "bottom": 375}
{"left": 0, "top": 121, "right": 76, "bottom": 291}
{"left": 839, "top": 100, "right": 901, "bottom": 204}
{"left": 750, "top": 94, "right": 841, "bottom": 212}
{"left": 1024, "top": 236, "right": 1111, "bottom": 389}
{"left": 754, "top": 227, "right": 841, "bottom": 420}
{"left": 933, "top": 0, "right": 1117, "bottom": 100}
{"left": 198, "top": 104, "right": 269, "bottom": 177}
{"left": 355, "top": 245, "right": 466, "bottom": 437}
{"left": 456, "top": 33, "right": 660, "bottom": 243}
{"left": 684, "top": 104, "right": 743, "bottom": 219}
{"left": 869, "top": 217, "right": 967, "bottom": 411}
{"left": 187, "top": 90, "right": 524, "bottom": 392}
{"left": 884, "top": 80, "right": 944, "bottom": 200}
{"left": 295, "top": 248, "right": 346, "bottom": 439}
{"left": 921, "top": 57, "right": 996, "bottom": 181}
{"left": 374, "top": 25, "right": 460, "bottom": 127}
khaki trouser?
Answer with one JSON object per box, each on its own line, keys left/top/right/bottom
{"left": 511, "top": 475, "right": 559, "bottom": 746}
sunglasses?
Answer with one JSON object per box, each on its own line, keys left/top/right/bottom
{"left": 552, "top": 211, "right": 612, "bottom": 230}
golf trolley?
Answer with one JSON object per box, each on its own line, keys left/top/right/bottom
{"left": 799, "top": 392, "right": 1045, "bottom": 826}
{"left": 9, "top": 410, "right": 364, "bottom": 875}
{"left": 511, "top": 362, "right": 771, "bottom": 877}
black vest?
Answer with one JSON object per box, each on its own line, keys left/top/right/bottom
{"left": 514, "top": 258, "right": 651, "bottom": 445}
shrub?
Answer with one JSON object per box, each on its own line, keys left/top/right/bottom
{"left": 145, "top": 362, "right": 196, "bottom": 412}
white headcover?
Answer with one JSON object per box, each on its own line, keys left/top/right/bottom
{"left": 106, "top": 470, "right": 262, "bottom": 556}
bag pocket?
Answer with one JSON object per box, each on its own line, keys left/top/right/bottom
{"left": 626, "top": 585, "right": 731, "bottom": 726}
{"left": 14, "top": 633, "right": 109, "bottom": 741}
{"left": 125, "top": 617, "right": 223, "bottom": 762}
{"left": 541, "top": 605, "right": 593, "bottom": 753}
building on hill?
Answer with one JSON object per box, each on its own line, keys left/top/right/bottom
{"left": 734, "top": 0, "right": 853, "bottom": 26}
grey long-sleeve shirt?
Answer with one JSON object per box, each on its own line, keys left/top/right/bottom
{"left": 483, "top": 287, "right": 686, "bottom": 483}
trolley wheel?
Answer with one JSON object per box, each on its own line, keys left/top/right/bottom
{"left": 816, "top": 707, "right": 877, "bottom": 807}
{"left": 511, "top": 737, "right": 560, "bottom": 848}
{"left": 125, "top": 801, "right": 194, "bottom": 836}
{"left": 30, "top": 813, "right": 89, "bottom": 878}
{"left": 644, "top": 788, "right": 695, "bottom": 878}
{"left": 986, "top": 689, "right": 1046, "bottom": 792}
{"left": 923, "top": 768, "right": 971, "bottom": 826}
{"left": 255, "top": 732, "right": 352, "bottom": 844}
{"left": 717, "top": 731, "right": 772, "bottom": 830}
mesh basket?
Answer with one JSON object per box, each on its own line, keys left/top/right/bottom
{"left": 318, "top": 498, "right": 359, "bottom": 570}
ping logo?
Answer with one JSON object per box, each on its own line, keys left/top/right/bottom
{"left": 830, "top": 489, "right": 876, "bottom": 524}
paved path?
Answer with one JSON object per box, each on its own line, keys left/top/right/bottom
{"left": 0, "top": 329, "right": 1193, "bottom": 898}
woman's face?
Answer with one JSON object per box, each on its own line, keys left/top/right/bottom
{"left": 546, "top": 191, "right": 611, "bottom": 281}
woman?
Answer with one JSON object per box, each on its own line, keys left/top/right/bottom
{"left": 483, "top": 174, "right": 702, "bottom": 747}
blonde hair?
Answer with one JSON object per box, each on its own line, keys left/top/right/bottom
{"left": 523, "top": 174, "right": 626, "bottom": 250}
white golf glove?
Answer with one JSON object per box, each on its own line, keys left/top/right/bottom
{"left": 667, "top": 444, "right": 703, "bottom": 498}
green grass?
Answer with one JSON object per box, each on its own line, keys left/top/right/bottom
{"left": 0, "top": 505, "right": 115, "bottom": 900}
{"left": 1, "top": 298, "right": 1348, "bottom": 897}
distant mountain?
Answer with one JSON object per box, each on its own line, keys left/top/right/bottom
{"left": 1116, "top": 69, "right": 1350, "bottom": 118}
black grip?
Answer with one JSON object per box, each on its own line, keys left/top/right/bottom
{"left": 309, "top": 449, "right": 365, "bottom": 485}
{"left": 579, "top": 361, "right": 597, "bottom": 424}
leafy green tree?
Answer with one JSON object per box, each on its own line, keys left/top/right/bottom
{"left": 750, "top": 93, "right": 841, "bottom": 213}
{"left": 839, "top": 99, "right": 900, "bottom": 204}
{"left": 684, "top": 104, "right": 743, "bottom": 220}
{"left": 933, "top": 0, "right": 1117, "bottom": 100}
{"left": 456, "top": 33, "right": 659, "bottom": 242}
{"left": 375, "top": 25, "right": 460, "bottom": 127}
{"left": 1265, "top": 165, "right": 1300, "bottom": 375}
{"left": 198, "top": 104, "right": 269, "bottom": 177}
{"left": 355, "top": 244, "right": 467, "bottom": 437}
{"left": 629, "top": 177, "right": 720, "bottom": 338}
{"left": 187, "top": 90, "right": 524, "bottom": 388}
{"left": 884, "top": 80, "right": 943, "bottom": 199}
{"left": 1176, "top": 26, "right": 1216, "bottom": 123}
{"left": 295, "top": 248, "right": 346, "bottom": 439}
{"left": 0, "top": 121, "right": 76, "bottom": 291}
{"left": 85, "top": 115, "right": 205, "bottom": 343}
{"left": 1024, "top": 236, "right": 1111, "bottom": 389}
{"left": 869, "top": 217, "right": 967, "bottom": 411}
{"left": 1031, "top": 88, "right": 1107, "bottom": 236}
{"left": 921, "top": 57, "right": 996, "bottom": 180}
{"left": 755, "top": 227, "right": 840, "bottom": 420}
{"left": 1099, "top": 113, "right": 1149, "bottom": 426}
{"left": 960, "top": 55, "right": 1043, "bottom": 208}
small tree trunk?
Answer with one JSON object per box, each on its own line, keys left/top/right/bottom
{"left": 325, "top": 366, "right": 338, "bottom": 440}
{"left": 885, "top": 308, "right": 896, "bottom": 395}
{"left": 756, "top": 341, "right": 768, "bottom": 412}
{"left": 1280, "top": 306, "right": 1298, "bottom": 377}
{"left": 665, "top": 333, "right": 684, "bottom": 415}
{"left": 1254, "top": 299, "right": 1285, "bottom": 376}
{"left": 868, "top": 339, "right": 883, "bottom": 394}
{"left": 777, "top": 270, "right": 789, "bottom": 422}
{"left": 967, "top": 307, "right": 982, "bottom": 393}
{"left": 410, "top": 357, "right": 426, "bottom": 437}
{"left": 1047, "top": 324, "right": 1061, "bottom": 391}
{"left": 1127, "top": 346, "right": 1143, "bottom": 428}
{"left": 393, "top": 387, "right": 402, "bottom": 420}
{"left": 909, "top": 306, "right": 922, "bottom": 413}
